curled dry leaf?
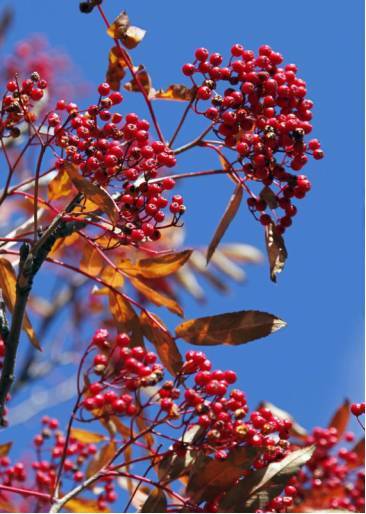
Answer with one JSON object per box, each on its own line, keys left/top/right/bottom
{"left": 69, "top": 428, "right": 105, "bottom": 444}
{"left": 175, "top": 310, "right": 286, "bottom": 346}
{"left": 63, "top": 163, "right": 120, "bottom": 224}
{"left": 206, "top": 183, "right": 243, "bottom": 264}
{"left": 124, "top": 65, "right": 152, "bottom": 96}
{"left": 260, "top": 186, "right": 278, "bottom": 209}
{"left": 265, "top": 221, "right": 288, "bottom": 282}
{"left": 328, "top": 399, "right": 350, "bottom": 439}
{"left": 220, "top": 445, "right": 315, "bottom": 512}
{"left": 108, "top": 292, "right": 144, "bottom": 347}
{"left": 140, "top": 488, "right": 167, "bottom": 513}
{"left": 0, "top": 258, "right": 40, "bottom": 350}
{"left": 106, "top": 46, "right": 129, "bottom": 91}
{"left": 107, "top": 11, "right": 146, "bottom": 50}
{"left": 153, "top": 84, "right": 195, "bottom": 101}
{"left": 139, "top": 311, "right": 182, "bottom": 376}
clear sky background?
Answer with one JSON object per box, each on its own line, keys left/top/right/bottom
{"left": 2, "top": 0, "right": 364, "bottom": 448}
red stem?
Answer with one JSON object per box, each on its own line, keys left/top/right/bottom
{"left": 0, "top": 483, "right": 51, "bottom": 502}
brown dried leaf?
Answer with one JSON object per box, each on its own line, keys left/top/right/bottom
{"left": 141, "top": 488, "right": 167, "bottom": 513}
{"left": 328, "top": 399, "right": 350, "bottom": 439}
{"left": 65, "top": 498, "right": 110, "bottom": 513}
{"left": 108, "top": 292, "right": 144, "bottom": 347}
{"left": 220, "top": 243, "right": 263, "bottom": 264}
{"left": 134, "top": 250, "right": 193, "bottom": 279}
{"left": 175, "top": 310, "right": 286, "bottom": 346}
{"left": 124, "top": 65, "right": 152, "bottom": 96}
{"left": 0, "top": 258, "right": 40, "bottom": 350}
{"left": 349, "top": 437, "right": 365, "bottom": 469}
{"left": 70, "top": 428, "right": 105, "bottom": 444}
{"left": 107, "top": 11, "right": 146, "bottom": 49}
{"left": 0, "top": 442, "right": 12, "bottom": 457}
{"left": 101, "top": 265, "right": 124, "bottom": 289}
{"left": 63, "top": 163, "right": 119, "bottom": 224}
{"left": 153, "top": 84, "right": 195, "bottom": 101}
{"left": 130, "top": 277, "right": 183, "bottom": 317}
{"left": 265, "top": 221, "right": 288, "bottom": 282}
{"left": 207, "top": 184, "right": 243, "bottom": 264}
{"left": 86, "top": 441, "right": 116, "bottom": 478}
{"left": 187, "top": 446, "right": 259, "bottom": 504}
{"left": 106, "top": 46, "right": 128, "bottom": 91}
{"left": 140, "top": 311, "right": 182, "bottom": 376}
{"left": 220, "top": 446, "right": 315, "bottom": 512}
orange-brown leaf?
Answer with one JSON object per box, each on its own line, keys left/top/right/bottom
{"left": 135, "top": 250, "right": 193, "bottom": 279}
{"left": 124, "top": 65, "right": 152, "bottom": 96}
{"left": 86, "top": 441, "right": 116, "bottom": 478}
{"left": 328, "top": 399, "right": 350, "bottom": 439}
{"left": 70, "top": 428, "right": 105, "bottom": 444}
{"left": 0, "top": 258, "right": 40, "bottom": 350}
{"left": 108, "top": 292, "right": 144, "bottom": 346}
{"left": 101, "top": 264, "right": 125, "bottom": 288}
{"left": 63, "top": 163, "right": 119, "bottom": 224}
{"left": 140, "top": 311, "right": 182, "bottom": 376}
{"left": 106, "top": 46, "right": 129, "bottom": 91}
{"left": 265, "top": 221, "right": 288, "bottom": 282}
{"left": 206, "top": 184, "right": 243, "bottom": 264}
{"left": 79, "top": 246, "right": 104, "bottom": 276}
{"left": 65, "top": 498, "right": 110, "bottom": 513}
{"left": 48, "top": 169, "right": 73, "bottom": 201}
{"left": 176, "top": 310, "right": 286, "bottom": 346}
{"left": 107, "top": 11, "right": 146, "bottom": 49}
{"left": 153, "top": 84, "right": 195, "bottom": 101}
{"left": 141, "top": 488, "right": 167, "bottom": 512}
{"left": 130, "top": 277, "right": 183, "bottom": 317}
{"left": 0, "top": 442, "right": 12, "bottom": 457}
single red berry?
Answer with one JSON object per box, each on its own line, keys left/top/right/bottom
{"left": 195, "top": 47, "right": 209, "bottom": 61}
{"left": 98, "top": 83, "right": 111, "bottom": 96}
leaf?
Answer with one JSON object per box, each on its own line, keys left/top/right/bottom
{"left": 260, "top": 186, "right": 278, "bottom": 209}
{"left": 86, "top": 442, "right": 116, "bottom": 478}
{"left": 134, "top": 250, "right": 193, "bottom": 279}
{"left": 109, "top": 292, "right": 144, "bottom": 347}
{"left": 0, "top": 7, "right": 13, "bottom": 46}
{"left": 65, "top": 498, "right": 110, "bottom": 513}
{"left": 101, "top": 264, "right": 124, "bottom": 289}
{"left": 220, "top": 446, "right": 315, "bottom": 512}
{"left": 206, "top": 183, "right": 243, "bottom": 264}
{"left": 0, "top": 442, "right": 12, "bottom": 457}
{"left": 349, "top": 437, "right": 365, "bottom": 469}
{"left": 63, "top": 163, "right": 119, "bottom": 224}
{"left": 176, "top": 310, "right": 286, "bottom": 346}
{"left": 48, "top": 169, "right": 73, "bottom": 200}
{"left": 259, "top": 401, "right": 307, "bottom": 440}
{"left": 106, "top": 46, "right": 128, "bottom": 91}
{"left": 140, "top": 311, "right": 182, "bottom": 376}
{"left": 130, "top": 277, "right": 183, "bottom": 317}
{"left": 79, "top": 246, "right": 104, "bottom": 276}
{"left": 124, "top": 65, "right": 152, "bottom": 96}
{"left": 141, "top": 488, "right": 167, "bottom": 513}
{"left": 265, "top": 222, "right": 288, "bottom": 282}
{"left": 153, "top": 84, "right": 195, "bottom": 101}
{"left": 0, "top": 258, "right": 40, "bottom": 350}
{"left": 328, "top": 399, "right": 350, "bottom": 439}
{"left": 220, "top": 243, "right": 263, "bottom": 264}
{"left": 70, "top": 428, "right": 105, "bottom": 444}
{"left": 187, "top": 446, "right": 259, "bottom": 504}
{"left": 107, "top": 11, "right": 146, "bottom": 49}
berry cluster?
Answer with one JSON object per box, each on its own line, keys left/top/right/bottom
{"left": 0, "top": 72, "right": 48, "bottom": 138}
{"left": 52, "top": 83, "right": 185, "bottom": 243}
{"left": 82, "top": 329, "right": 164, "bottom": 417}
{"left": 290, "top": 426, "right": 365, "bottom": 512}
{"left": 182, "top": 44, "right": 324, "bottom": 234}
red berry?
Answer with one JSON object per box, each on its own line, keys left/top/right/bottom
{"left": 98, "top": 83, "right": 111, "bottom": 96}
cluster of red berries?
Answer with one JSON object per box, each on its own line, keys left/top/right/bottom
{"left": 82, "top": 329, "right": 164, "bottom": 417}
{"left": 0, "top": 71, "right": 48, "bottom": 138}
{"left": 288, "top": 426, "right": 365, "bottom": 512}
{"left": 51, "top": 83, "right": 185, "bottom": 244}
{"left": 3, "top": 36, "right": 80, "bottom": 109}
{"left": 182, "top": 44, "right": 324, "bottom": 234}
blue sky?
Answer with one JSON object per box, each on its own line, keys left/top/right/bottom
{"left": 2, "top": 0, "right": 364, "bottom": 447}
